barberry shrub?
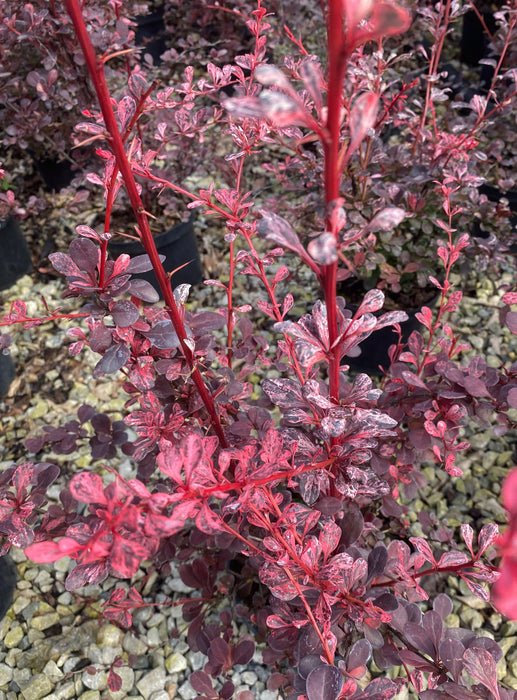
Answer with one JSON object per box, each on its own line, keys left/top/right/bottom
{"left": 2, "top": 1, "right": 517, "bottom": 699}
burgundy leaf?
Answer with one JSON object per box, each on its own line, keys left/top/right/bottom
{"left": 143, "top": 320, "right": 181, "bottom": 349}
{"left": 189, "top": 671, "right": 215, "bottom": 695}
{"left": 306, "top": 665, "right": 343, "bottom": 700}
{"left": 367, "top": 544, "right": 388, "bottom": 582}
{"left": 93, "top": 343, "right": 130, "bottom": 377}
{"left": 403, "top": 623, "right": 435, "bottom": 658}
{"left": 433, "top": 594, "right": 453, "bottom": 620}
{"left": 69, "top": 238, "right": 99, "bottom": 275}
{"left": 111, "top": 300, "right": 140, "bottom": 327}
{"left": 65, "top": 561, "right": 109, "bottom": 591}
{"left": 299, "top": 655, "right": 324, "bottom": 680}
{"left": 347, "top": 639, "right": 372, "bottom": 672}
{"left": 49, "top": 252, "right": 82, "bottom": 278}
{"left": 233, "top": 639, "right": 255, "bottom": 665}
{"left": 107, "top": 668, "right": 122, "bottom": 693}
{"left": 128, "top": 279, "right": 160, "bottom": 302}
{"left": 439, "top": 638, "right": 465, "bottom": 681}
{"left": 506, "top": 311, "right": 517, "bottom": 335}
{"left": 89, "top": 323, "right": 112, "bottom": 353}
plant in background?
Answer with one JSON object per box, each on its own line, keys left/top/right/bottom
{"left": 2, "top": 2, "right": 517, "bottom": 700}
{"left": 0, "top": 0, "right": 148, "bottom": 185}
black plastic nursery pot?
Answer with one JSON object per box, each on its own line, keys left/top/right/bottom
{"left": 0, "top": 216, "right": 32, "bottom": 291}
{"left": 0, "top": 555, "right": 17, "bottom": 621}
{"left": 342, "top": 283, "right": 439, "bottom": 376}
{"left": 108, "top": 217, "right": 203, "bottom": 298}
{"left": 0, "top": 353, "right": 15, "bottom": 398}
{"left": 134, "top": 8, "right": 167, "bottom": 63}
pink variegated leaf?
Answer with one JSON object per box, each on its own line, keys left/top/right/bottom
{"left": 308, "top": 232, "right": 338, "bottom": 265}
{"left": 477, "top": 523, "right": 499, "bottom": 556}
{"left": 70, "top": 472, "right": 107, "bottom": 505}
{"left": 49, "top": 252, "right": 82, "bottom": 278}
{"left": 367, "top": 207, "right": 406, "bottom": 232}
{"left": 347, "top": 91, "right": 379, "bottom": 157}
{"left": 461, "top": 524, "right": 474, "bottom": 557}
{"left": 409, "top": 537, "right": 437, "bottom": 566}
{"left": 117, "top": 95, "right": 136, "bottom": 133}
{"left": 463, "top": 648, "right": 501, "bottom": 700}
{"left": 65, "top": 561, "right": 109, "bottom": 591}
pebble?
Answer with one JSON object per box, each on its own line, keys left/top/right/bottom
{"left": 42, "top": 661, "right": 63, "bottom": 683}
{"left": 19, "top": 673, "right": 53, "bottom": 700}
{"left": 165, "top": 653, "right": 188, "bottom": 673}
{"left": 31, "top": 612, "right": 60, "bottom": 631}
{"left": 0, "top": 663, "right": 13, "bottom": 687}
{"left": 4, "top": 627, "right": 24, "bottom": 649}
{"left": 136, "top": 667, "right": 166, "bottom": 699}
{"left": 178, "top": 680, "right": 197, "bottom": 700}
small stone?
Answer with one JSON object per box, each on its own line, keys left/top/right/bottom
{"left": 260, "top": 691, "right": 280, "bottom": 700}
{"left": 4, "top": 627, "right": 24, "bottom": 648}
{"left": 136, "top": 667, "right": 166, "bottom": 700}
{"left": 178, "top": 680, "right": 197, "bottom": 700}
{"left": 187, "top": 651, "right": 206, "bottom": 671}
{"left": 12, "top": 596, "right": 31, "bottom": 616}
{"left": 54, "top": 681, "right": 76, "bottom": 699}
{"left": 31, "top": 612, "right": 60, "bottom": 631}
{"left": 81, "top": 669, "right": 107, "bottom": 691}
{"left": 460, "top": 608, "right": 484, "bottom": 630}
{"left": 78, "top": 692, "right": 100, "bottom": 700}
{"left": 146, "top": 627, "right": 162, "bottom": 647}
{"left": 42, "top": 660, "right": 63, "bottom": 683}
{"left": 165, "top": 653, "right": 187, "bottom": 674}
{"left": 241, "top": 671, "right": 258, "bottom": 686}
{"left": 0, "top": 663, "right": 13, "bottom": 687}
{"left": 149, "top": 692, "right": 170, "bottom": 700}
{"left": 123, "top": 632, "right": 148, "bottom": 656}
{"left": 20, "top": 673, "right": 54, "bottom": 700}
{"left": 97, "top": 624, "right": 123, "bottom": 648}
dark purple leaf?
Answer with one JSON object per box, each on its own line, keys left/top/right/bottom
{"left": 234, "top": 639, "right": 255, "bottom": 665}
{"left": 423, "top": 610, "right": 442, "bottom": 654}
{"left": 209, "top": 637, "right": 230, "bottom": 665}
{"left": 111, "top": 300, "right": 140, "bottom": 327}
{"left": 439, "top": 638, "right": 465, "bottom": 681}
{"left": 128, "top": 279, "right": 160, "bottom": 302}
{"left": 189, "top": 671, "right": 215, "bottom": 695}
{"left": 306, "top": 665, "right": 343, "bottom": 700}
{"left": 89, "top": 323, "right": 112, "bottom": 353}
{"left": 347, "top": 639, "right": 372, "bottom": 672}
{"left": 298, "top": 655, "right": 324, "bottom": 680}
{"left": 143, "top": 320, "right": 181, "bottom": 349}
{"left": 339, "top": 504, "right": 364, "bottom": 546}
{"left": 403, "top": 622, "right": 435, "bottom": 658}
{"left": 433, "top": 594, "right": 453, "bottom": 620}
{"left": 126, "top": 254, "right": 164, "bottom": 274}
{"left": 506, "top": 311, "right": 517, "bottom": 335}
{"left": 69, "top": 238, "right": 99, "bottom": 275}
{"left": 93, "top": 343, "right": 130, "bottom": 377}
{"left": 49, "top": 252, "right": 82, "bottom": 278}
{"left": 367, "top": 544, "right": 388, "bottom": 582}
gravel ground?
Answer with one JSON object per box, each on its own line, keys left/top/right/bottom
{"left": 1, "top": 235, "right": 517, "bottom": 699}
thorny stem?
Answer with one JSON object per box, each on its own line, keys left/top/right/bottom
{"left": 322, "top": 0, "right": 347, "bottom": 404}
{"left": 64, "top": 0, "right": 228, "bottom": 449}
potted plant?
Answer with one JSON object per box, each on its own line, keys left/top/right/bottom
{"left": 1, "top": 1, "right": 517, "bottom": 698}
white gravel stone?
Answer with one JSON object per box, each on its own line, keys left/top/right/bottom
{"left": 242, "top": 671, "right": 258, "bottom": 685}
{"left": 81, "top": 669, "right": 107, "bottom": 691}
{"left": 43, "top": 660, "right": 63, "bottom": 683}
{"left": 165, "top": 652, "right": 188, "bottom": 673}
{"left": 0, "top": 663, "right": 13, "bottom": 686}
{"left": 178, "top": 680, "right": 198, "bottom": 700}
{"left": 187, "top": 650, "right": 206, "bottom": 671}
{"left": 260, "top": 691, "right": 281, "bottom": 700}
{"left": 135, "top": 666, "right": 166, "bottom": 699}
